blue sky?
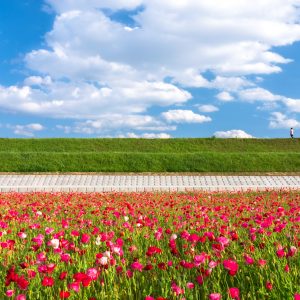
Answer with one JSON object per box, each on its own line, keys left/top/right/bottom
{"left": 1, "top": 0, "right": 300, "bottom": 138}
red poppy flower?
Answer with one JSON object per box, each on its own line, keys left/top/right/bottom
{"left": 59, "top": 291, "right": 70, "bottom": 299}
{"left": 223, "top": 259, "right": 238, "bottom": 276}
{"left": 42, "top": 276, "right": 54, "bottom": 287}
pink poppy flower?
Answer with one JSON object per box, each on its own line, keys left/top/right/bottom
{"left": 186, "top": 282, "right": 195, "bottom": 289}
{"left": 276, "top": 248, "right": 285, "bottom": 258}
{"left": 6, "top": 290, "right": 14, "bottom": 297}
{"left": 69, "top": 282, "right": 80, "bottom": 292}
{"left": 205, "top": 232, "right": 215, "bottom": 241}
{"left": 170, "top": 233, "right": 177, "bottom": 240}
{"left": 17, "top": 232, "right": 27, "bottom": 239}
{"left": 131, "top": 261, "right": 143, "bottom": 272}
{"left": 38, "top": 265, "right": 47, "bottom": 274}
{"left": 284, "top": 264, "right": 290, "bottom": 272}
{"left": 228, "top": 287, "right": 240, "bottom": 299}
{"left": 244, "top": 254, "right": 254, "bottom": 265}
{"left": 194, "top": 253, "right": 207, "bottom": 265}
{"left": 217, "top": 237, "right": 230, "bottom": 247}
{"left": 99, "top": 256, "right": 108, "bottom": 266}
{"left": 155, "top": 228, "right": 163, "bottom": 240}
{"left": 126, "top": 270, "right": 133, "bottom": 278}
{"left": 209, "top": 293, "right": 222, "bottom": 300}
{"left": 287, "top": 246, "right": 297, "bottom": 257}
{"left": 45, "top": 227, "right": 54, "bottom": 235}
{"left": 129, "top": 245, "right": 137, "bottom": 252}
{"left": 81, "top": 234, "right": 90, "bottom": 244}
{"left": 36, "top": 252, "right": 47, "bottom": 263}
{"left": 71, "top": 230, "right": 80, "bottom": 237}
{"left": 196, "top": 276, "right": 204, "bottom": 285}
{"left": 61, "top": 253, "right": 71, "bottom": 263}
{"left": 188, "top": 233, "right": 200, "bottom": 243}
{"left": 171, "top": 282, "right": 184, "bottom": 296}
{"left": 209, "top": 261, "right": 218, "bottom": 268}
{"left": 223, "top": 259, "right": 238, "bottom": 276}
{"left": 258, "top": 259, "right": 267, "bottom": 267}
{"left": 265, "top": 281, "right": 273, "bottom": 290}
{"left": 86, "top": 268, "right": 98, "bottom": 280}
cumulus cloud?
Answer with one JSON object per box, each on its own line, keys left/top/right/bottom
{"left": 197, "top": 105, "right": 219, "bottom": 113}
{"left": 45, "top": 0, "right": 143, "bottom": 13}
{"left": 235, "top": 88, "right": 300, "bottom": 115}
{"left": 56, "top": 114, "right": 176, "bottom": 134}
{"left": 24, "top": 76, "right": 52, "bottom": 86}
{"left": 172, "top": 69, "right": 210, "bottom": 88}
{"left": 238, "top": 88, "right": 283, "bottom": 102}
{"left": 1, "top": 0, "right": 300, "bottom": 134}
{"left": 31, "top": 1, "right": 300, "bottom": 79}
{"left": 269, "top": 112, "right": 300, "bottom": 128}
{"left": 0, "top": 81, "right": 190, "bottom": 119}
{"left": 214, "top": 129, "right": 254, "bottom": 138}
{"left": 211, "top": 76, "right": 253, "bottom": 91}
{"left": 120, "top": 132, "right": 171, "bottom": 139}
{"left": 216, "top": 92, "right": 234, "bottom": 102}
{"left": 283, "top": 98, "right": 300, "bottom": 113}
{"left": 162, "top": 110, "right": 212, "bottom": 124}
{"left": 8, "top": 123, "right": 44, "bottom": 137}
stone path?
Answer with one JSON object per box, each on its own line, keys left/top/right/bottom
{"left": 0, "top": 174, "right": 300, "bottom": 192}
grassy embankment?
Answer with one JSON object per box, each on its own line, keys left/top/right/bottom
{"left": 0, "top": 138, "right": 300, "bottom": 172}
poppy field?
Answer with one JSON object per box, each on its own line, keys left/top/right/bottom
{"left": 0, "top": 191, "right": 299, "bottom": 299}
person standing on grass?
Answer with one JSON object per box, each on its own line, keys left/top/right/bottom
{"left": 290, "top": 127, "right": 294, "bottom": 138}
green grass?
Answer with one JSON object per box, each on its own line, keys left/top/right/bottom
{"left": 0, "top": 138, "right": 300, "bottom": 172}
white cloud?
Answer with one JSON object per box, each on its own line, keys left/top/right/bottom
{"left": 162, "top": 109, "right": 212, "bottom": 124}
{"left": 256, "top": 102, "right": 280, "bottom": 111}
{"left": 238, "top": 88, "right": 283, "bottom": 102}
{"left": 27, "top": 0, "right": 300, "bottom": 82}
{"left": 26, "top": 123, "right": 44, "bottom": 131}
{"left": 172, "top": 69, "right": 210, "bottom": 88}
{"left": 8, "top": 123, "right": 44, "bottom": 137}
{"left": 0, "top": 81, "right": 190, "bottom": 119}
{"left": 214, "top": 129, "right": 254, "bottom": 138}
{"left": 269, "top": 112, "right": 300, "bottom": 129}
{"left": 197, "top": 104, "right": 219, "bottom": 113}
{"left": 121, "top": 132, "right": 172, "bottom": 139}
{"left": 283, "top": 98, "right": 300, "bottom": 113}
{"left": 216, "top": 92, "right": 234, "bottom": 102}
{"left": 24, "top": 76, "right": 52, "bottom": 86}
{"left": 57, "top": 114, "right": 176, "bottom": 134}
{"left": 234, "top": 88, "right": 300, "bottom": 114}
{"left": 211, "top": 76, "right": 253, "bottom": 91}
{"left": 32, "top": 1, "right": 300, "bottom": 80}
{"left": 45, "top": 0, "right": 143, "bottom": 13}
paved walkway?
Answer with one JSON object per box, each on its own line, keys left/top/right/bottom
{"left": 0, "top": 174, "right": 299, "bottom": 192}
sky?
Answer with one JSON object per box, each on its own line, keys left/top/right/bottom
{"left": 1, "top": 0, "right": 300, "bottom": 138}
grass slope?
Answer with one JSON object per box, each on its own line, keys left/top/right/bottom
{"left": 0, "top": 138, "right": 300, "bottom": 172}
